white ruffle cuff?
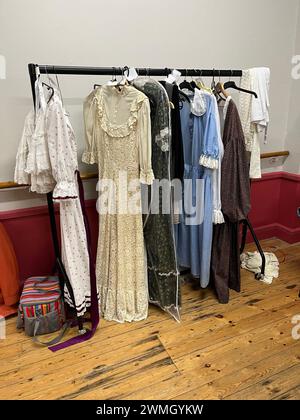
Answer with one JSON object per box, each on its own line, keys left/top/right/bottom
{"left": 199, "top": 154, "right": 219, "bottom": 169}
{"left": 213, "top": 209, "right": 225, "bottom": 224}
{"left": 140, "top": 169, "right": 155, "bottom": 185}
{"left": 82, "top": 150, "right": 98, "bottom": 165}
{"left": 53, "top": 181, "right": 78, "bottom": 200}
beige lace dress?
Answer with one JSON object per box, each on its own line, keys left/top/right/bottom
{"left": 82, "top": 85, "right": 154, "bottom": 323}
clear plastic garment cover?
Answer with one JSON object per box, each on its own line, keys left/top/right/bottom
{"left": 134, "top": 77, "right": 181, "bottom": 322}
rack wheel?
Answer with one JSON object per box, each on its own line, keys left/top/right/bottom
{"left": 255, "top": 273, "right": 265, "bottom": 281}
{"left": 78, "top": 328, "right": 87, "bottom": 335}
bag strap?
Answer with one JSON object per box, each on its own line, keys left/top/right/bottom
{"left": 32, "top": 277, "right": 61, "bottom": 295}
{"left": 32, "top": 276, "right": 57, "bottom": 287}
{"left": 32, "top": 318, "right": 72, "bottom": 347}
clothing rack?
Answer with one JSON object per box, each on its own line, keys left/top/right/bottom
{"left": 30, "top": 66, "right": 243, "bottom": 78}
{"left": 27, "top": 63, "right": 265, "bottom": 321}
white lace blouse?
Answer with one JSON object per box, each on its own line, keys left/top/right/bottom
{"left": 15, "top": 87, "right": 78, "bottom": 198}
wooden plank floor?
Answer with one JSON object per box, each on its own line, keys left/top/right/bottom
{"left": 0, "top": 238, "right": 299, "bottom": 400}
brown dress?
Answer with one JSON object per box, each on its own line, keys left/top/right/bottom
{"left": 210, "top": 98, "right": 251, "bottom": 303}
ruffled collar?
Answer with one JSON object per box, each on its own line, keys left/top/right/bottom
{"left": 191, "top": 88, "right": 206, "bottom": 116}
{"left": 181, "top": 88, "right": 207, "bottom": 116}
{"left": 94, "top": 87, "right": 146, "bottom": 138}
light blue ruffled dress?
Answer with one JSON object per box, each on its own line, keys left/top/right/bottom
{"left": 176, "top": 91, "right": 219, "bottom": 288}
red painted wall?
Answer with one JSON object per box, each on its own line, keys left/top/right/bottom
{"left": 1, "top": 206, "right": 56, "bottom": 283}
{"left": 249, "top": 172, "right": 300, "bottom": 243}
{"left": 0, "top": 200, "right": 99, "bottom": 284}
{"left": 249, "top": 173, "right": 281, "bottom": 227}
{"left": 0, "top": 172, "right": 299, "bottom": 284}
{"left": 278, "top": 173, "right": 300, "bottom": 230}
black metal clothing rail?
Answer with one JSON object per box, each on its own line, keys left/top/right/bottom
{"left": 27, "top": 63, "right": 265, "bottom": 321}
{"left": 34, "top": 65, "right": 243, "bottom": 78}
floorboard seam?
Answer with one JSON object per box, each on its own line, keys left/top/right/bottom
{"left": 224, "top": 358, "right": 300, "bottom": 399}
{"left": 157, "top": 335, "right": 182, "bottom": 375}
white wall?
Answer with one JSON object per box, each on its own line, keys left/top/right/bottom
{"left": 0, "top": 0, "right": 299, "bottom": 210}
{"left": 285, "top": 2, "right": 300, "bottom": 174}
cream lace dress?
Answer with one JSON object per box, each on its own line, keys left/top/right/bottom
{"left": 83, "top": 85, "right": 154, "bottom": 323}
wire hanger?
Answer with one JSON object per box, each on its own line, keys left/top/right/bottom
{"left": 42, "top": 82, "right": 54, "bottom": 103}
{"left": 115, "top": 66, "right": 129, "bottom": 87}
{"left": 224, "top": 70, "right": 258, "bottom": 98}
{"left": 94, "top": 67, "right": 118, "bottom": 89}
{"left": 40, "top": 64, "right": 54, "bottom": 103}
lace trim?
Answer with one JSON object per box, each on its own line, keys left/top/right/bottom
{"left": 191, "top": 89, "right": 207, "bottom": 116}
{"left": 245, "top": 141, "right": 253, "bottom": 152}
{"left": 95, "top": 91, "right": 146, "bottom": 138}
{"left": 15, "top": 150, "right": 29, "bottom": 160}
{"left": 148, "top": 266, "right": 180, "bottom": 277}
{"left": 213, "top": 209, "right": 225, "bottom": 224}
{"left": 53, "top": 181, "right": 78, "bottom": 200}
{"left": 199, "top": 154, "right": 219, "bottom": 169}
{"left": 82, "top": 150, "right": 98, "bottom": 165}
{"left": 29, "top": 171, "right": 55, "bottom": 194}
{"left": 239, "top": 71, "right": 255, "bottom": 151}
{"left": 14, "top": 170, "right": 30, "bottom": 185}
{"left": 100, "top": 287, "right": 148, "bottom": 323}
{"left": 155, "top": 127, "right": 170, "bottom": 152}
{"left": 140, "top": 168, "right": 155, "bottom": 185}
{"left": 100, "top": 309, "right": 148, "bottom": 323}
{"left": 25, "top": 152, "right": 51, "bottom": 175}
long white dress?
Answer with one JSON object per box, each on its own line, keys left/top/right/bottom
{"left": 15, "top": 78, "right": 93, "bottom": 317}
{"left": 239, "top": 68, "right": 270, "bottom": 179}
{"left": 82, "top": 84, "right": 154, "bottom": 323}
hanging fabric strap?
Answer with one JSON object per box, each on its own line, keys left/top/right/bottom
{"left": 49, "top": 171, "right": 100, "bottom": 351}
{"left": 32, "top": 319, "right": 72, "bottom": 346}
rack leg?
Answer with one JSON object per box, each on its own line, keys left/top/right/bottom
{"left": 47, "top": 193, "right": 75, "bottom": 300}
{"left": 77, "top": 317, "right": 85, "bottom": 334}
{"left": 244, "top": 217, "right": 266, "bottom": 279}
{"left": 240, "top": 221, "right": 248, "bottom": 254}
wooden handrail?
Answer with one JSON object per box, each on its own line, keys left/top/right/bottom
{"left": 260, "top": 150, "right": 289, "bottom": 159}
{"left": 0, "top": 172, "right": 98, "bottom": 190}
{"left": 0, "top": 151, "right": 290, "bottom": 190}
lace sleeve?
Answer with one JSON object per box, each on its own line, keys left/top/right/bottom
{"left": 82, "top": 92, "right": 99, "bottom": 165}
{"left": 137, "top": 99, "right": 155, "bottom": 185}
{"left": 155, "top": 86, "right": 171, "bottom": 152}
